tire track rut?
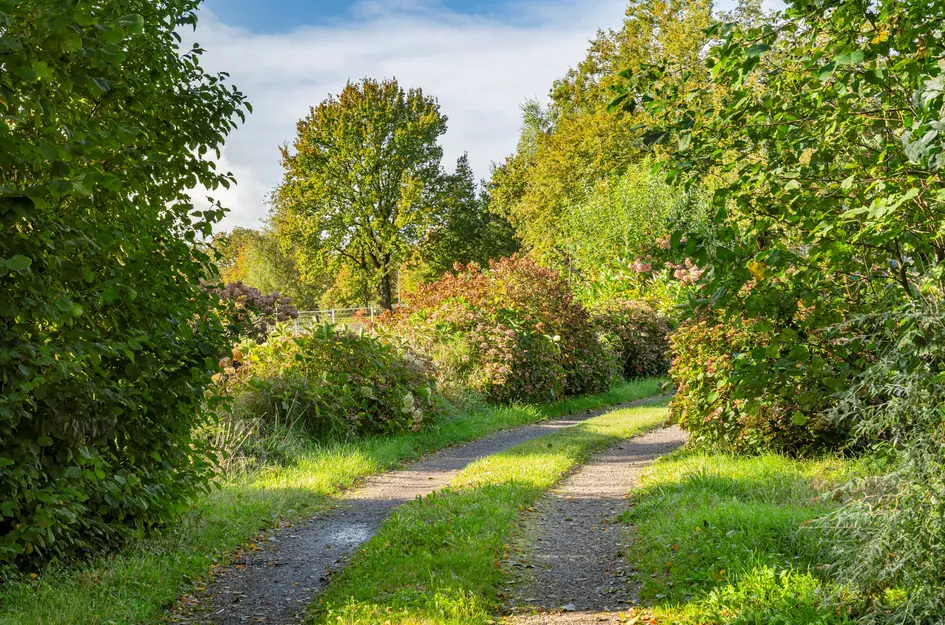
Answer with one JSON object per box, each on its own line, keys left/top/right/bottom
{"left": 170, "top": 398, "right": 666, "bottom": 625}
{"left": 502, "top": 425, "right": 688, "bottom": 624}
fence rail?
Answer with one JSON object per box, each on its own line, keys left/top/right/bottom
{"left": 291, "top": 308, "right": 380, "bottom": 334}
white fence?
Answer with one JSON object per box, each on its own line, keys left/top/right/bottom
{"left": 291, "top": 308, "right": 380, "bottom": 334}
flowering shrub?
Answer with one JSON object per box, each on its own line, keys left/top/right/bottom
{"left": 387, "top": 255, "right": 616, "bottom": 403}
{"left": 593, "top": 300, "right": 672, "bottom": 379}
{"left": 206, "top": 281, "right": 299, "bottom": 343}
{"left": 669, "top": 316, "right": 844, "bottom": 454}
{"left": 216, "top": 324, "right": 439, "bottom": 440}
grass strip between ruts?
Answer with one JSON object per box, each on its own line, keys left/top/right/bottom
{"left": 0, "top": 379, "right": 663, "bottom": 625}
{"left": 309, "top": 399, "right": 672, "bottom": 625}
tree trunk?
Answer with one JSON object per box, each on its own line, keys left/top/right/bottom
{"left": 379, "top": 272, "right": 393, "bottom": 311}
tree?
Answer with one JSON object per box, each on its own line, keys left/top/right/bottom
{"left": 413, "top": 154, "right": 519, "bottom": 281}
{"left": 215, "top": 227, "right": 323, "bottom": 310}
{"left": 616, "top": 0, "right": 945, "bottom": 417}
{"left": 488, "top": 0, "right": 715, "bottom": 264}
{"left": 0, "top": 0, "right": 247, "bottom": 569}
{"left": 273, "top": 78, "right": 448, "bottom": 310}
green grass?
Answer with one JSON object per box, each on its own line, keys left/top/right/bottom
{"left": 619, "top": 450, "right": 860, "bottom": 624}
{"left": 0, "top": 379, "right": 662, "bottom": 625}
{"left": 309, "top": 399, "right": 671, "bottom": 625}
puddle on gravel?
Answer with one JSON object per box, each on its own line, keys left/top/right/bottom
{"left": 328, "top": 522, "right": 372, "bottom": 545}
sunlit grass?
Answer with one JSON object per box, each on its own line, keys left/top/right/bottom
{"left": 0, "top": 379, "right": 663, "bottom": 625}
{"left": 619, "top": 451, "right": 860, "bottom": 624}
{"left": 310, "top": 400, "right": 671, "bottom": 625}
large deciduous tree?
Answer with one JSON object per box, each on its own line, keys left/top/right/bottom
{"left": 273, "top": 78, "right": 448, "bottom": 310}
{"left": 0, "top": 0, "right": 247, "bottom": 569}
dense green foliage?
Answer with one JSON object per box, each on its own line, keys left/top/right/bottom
{"left": 592, "top": 299, "right": 671, "bottom": 379}
{"left": 273, "top": 78, "right": 448, "bottom": 310}
{"left": 613, "top": 0, "right": 942, "bottom": 440}
{"left": 410, "top": 155, "right": 519, "bottom": 283}
{"left": 669, "top": 317, "right": 845, "bottom": 454}
{"left": 816, "top": 300, "right": 945, "bottom": 623}
{"left": 387, "top": 256, "right": 618, "bottom": 403}
{"left": 218, "top": 325, "right": 439, "bottom": 444}
{"left": 215, "top": 227, "right": 323, "bottom": 310}
{"left": 489, "top": 0, "right": 715, "bottom": 267}
{"left": 0, "top": 0, "right": 246, "bottom": 572}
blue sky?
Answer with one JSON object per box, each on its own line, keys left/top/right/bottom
{"left": 204, "top": 0, "right": 516, "bottom": 32}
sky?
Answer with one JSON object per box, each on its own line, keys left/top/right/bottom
{"left": 190, "top": 0, "right": 771, "bottom": 231}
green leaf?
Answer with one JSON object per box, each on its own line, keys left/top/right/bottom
{"left": 643, "top": 130, "right": 669, "bottom": 146}
{"left": 0, "top": 501, "right": 14, "bottom": 518}
{"left": 745, "top": 43, "right": 770, "bottom": 58}
{"left": 5, "top": 255, "right": 32, "bottom": 271}
{"left": 834, "top": 50, "right": 864, "bottom": 65}
{"left": 37, "top": 436, "right": 53, "bottom": 447}
{"left": 818, "top": 62, "right": 837, "bottom": 82}
{"left": 791, "top": 411, "right": 808, "bottom": 426}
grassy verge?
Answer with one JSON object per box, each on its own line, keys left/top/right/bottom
{"left": 0, "top": 379, "right": 662, "bottom": 625}
{"left": 619, "top": 450, "right": 861, "bottom": 624}
{"left": 309, "top": 399, "right": 671, "bottom": 625}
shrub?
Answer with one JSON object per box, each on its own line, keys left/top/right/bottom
{"left": 387, "top": 256, "right": 616, "bottom": 404}
{"left": 817, "top": 301, "right": 945, "bottom": 624}
{"left": 206, "top": 281, "right": 299, "bottom": 343}
{"left": 217, "top": 325, "right": 440, "bottom": 443}
{"left": 593, "top": 299, "right": 672, "bottom": 378}
{"left": 0, "top": 1, "right": 247, "bottom": 573}
{"left": 669, "top": 316, "right": 844, "bottom": 454}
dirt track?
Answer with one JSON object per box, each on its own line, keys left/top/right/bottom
{"left": 171, "top": 398, "right": 668, "bottom": 625}
{"left": 502, "top": 426, "right": 688, "bottom": 625}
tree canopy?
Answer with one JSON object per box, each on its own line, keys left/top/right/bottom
{"left": 273, "top": 78, "right": 448, "bottom": 310}
{"left": 411, "top": 154, "right": 519, "bottom": 282}
{"left": 488, "top": 0, "right": 715, "bottom": 264}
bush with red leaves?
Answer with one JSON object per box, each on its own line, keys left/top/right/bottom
{"left": 385, "top": 255, "right": 617, "bottom": 403}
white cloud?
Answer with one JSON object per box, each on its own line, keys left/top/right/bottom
{"left": 190, "top": 0, "right": 783, "bottom": 231}
{"left": 189, "top": 0, "right": 629, "bottom": 230}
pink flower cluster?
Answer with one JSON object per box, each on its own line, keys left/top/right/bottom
{"left": 667, "top": 258, "right": 705, "bottom": 284}
{"left": 655, "top": 235, "right": 687, "bottom": 250}
{"left": 630, "top": 255, "right": 705, "bottom": 285}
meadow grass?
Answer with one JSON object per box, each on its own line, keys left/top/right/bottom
{"left": 620, "top": 450, "right": 862, "bottom": 624}
{"left": 0, "top": 379, "right": 662, "bottom": 625}
{"left": 309, "top": 399, "right": 671, "bottom": 625}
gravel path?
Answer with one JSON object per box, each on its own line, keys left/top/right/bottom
{"left": 170, "top": 398, "right": 665, "bottom": 625}
{"left": 502, "top": 425, "right": 688, "bottom": 625}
